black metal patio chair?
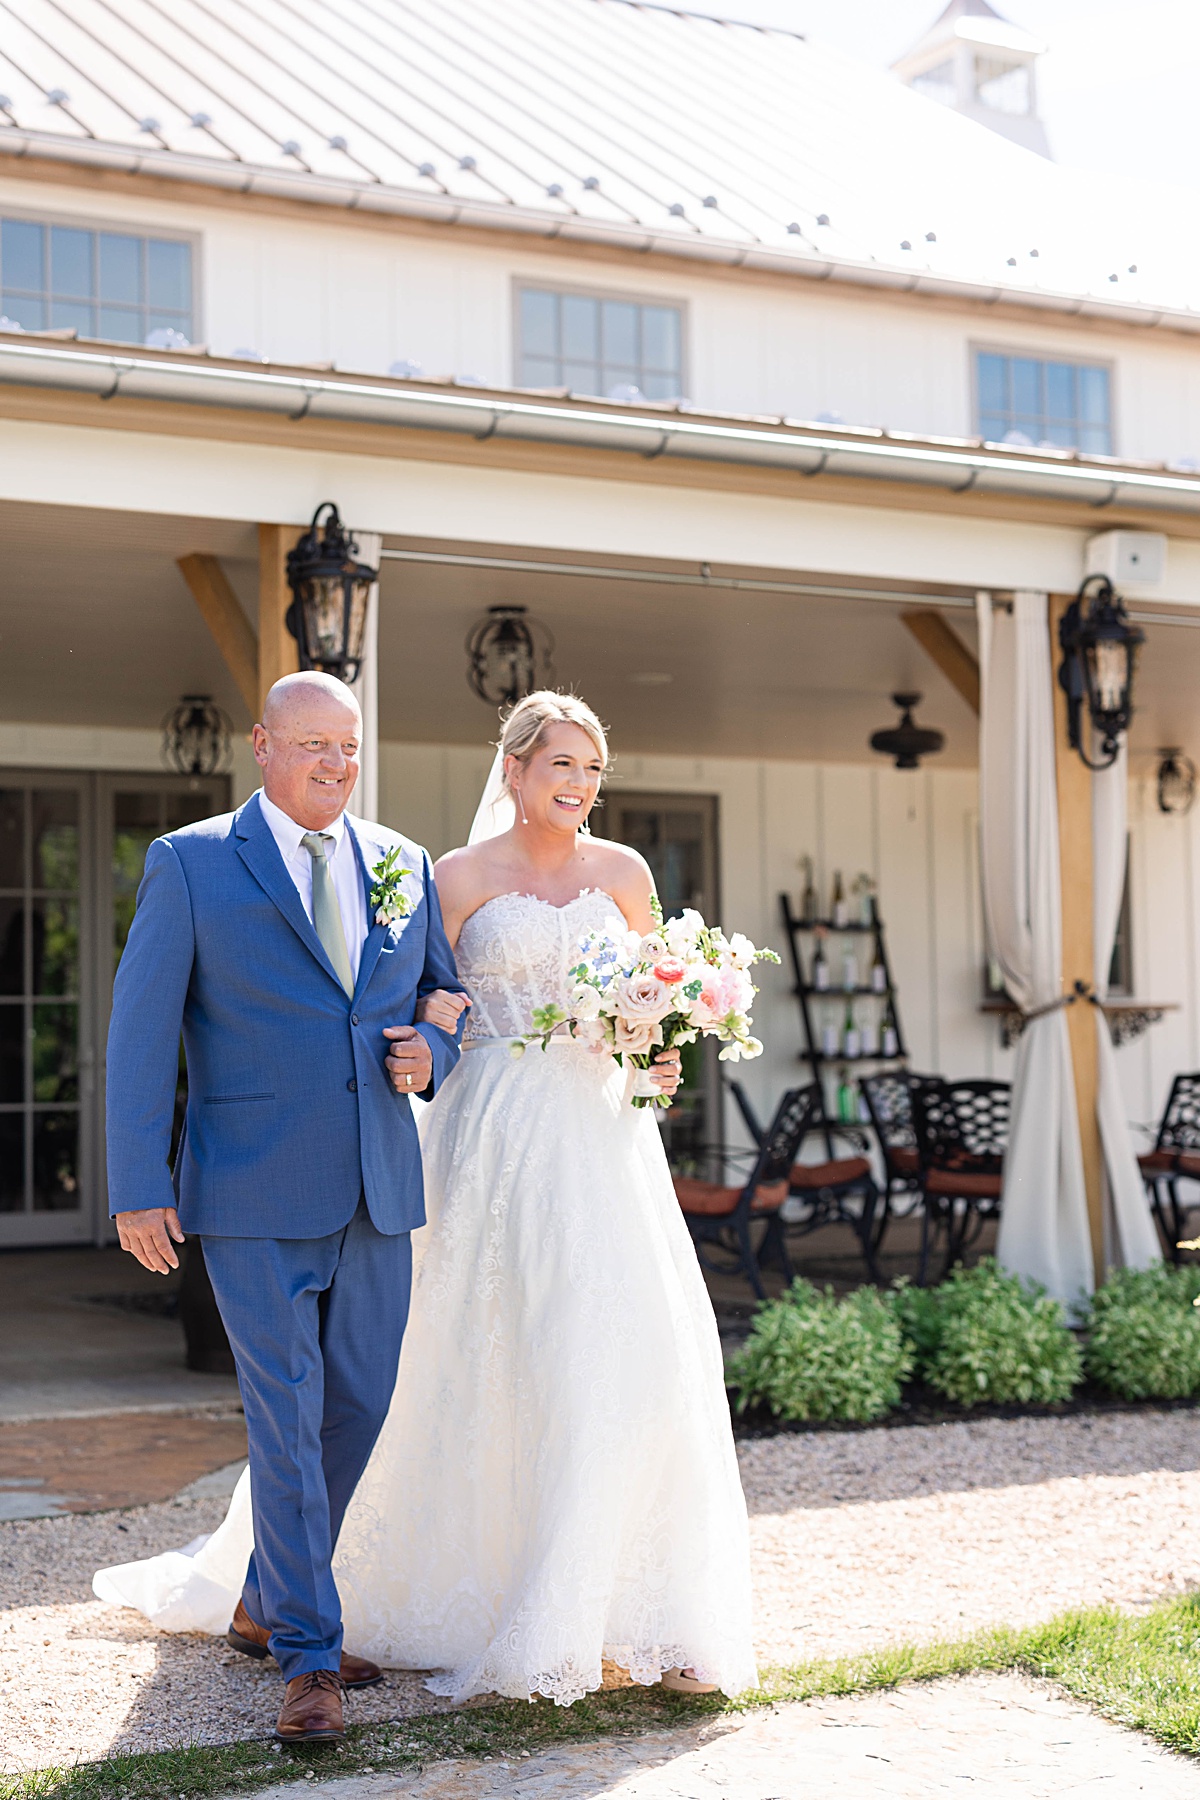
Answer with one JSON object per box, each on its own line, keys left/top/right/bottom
{"left": 727, "top": 1080, "right": 881, "bottom": 1282}
{"left": 909, "top": 1075, "right": 1010, "bottom": 1284}
{"left": 860, "top": 1070, "right": 925, "bottom": 1259}
{"left": 1139, "top": 1073, "right": 1200, "bottom": 1260}
{"left": 674, "top": 1085, "right": 817, "bottom": 1300}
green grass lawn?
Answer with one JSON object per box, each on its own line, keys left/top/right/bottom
{"left": 8, "top": 1595, "right": 1200, "bottom": 1800}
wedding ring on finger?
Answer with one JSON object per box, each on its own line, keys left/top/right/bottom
{"left": 405, "top": 1073, "right": 413, "bottom": 1088}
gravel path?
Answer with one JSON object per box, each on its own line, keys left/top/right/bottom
{"left": 4, "top": 1411, "right": 1200, "bottom": 1772}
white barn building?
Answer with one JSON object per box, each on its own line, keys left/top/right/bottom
{"left": 1, "top": 0, "right": 1199, "bottom": 1252}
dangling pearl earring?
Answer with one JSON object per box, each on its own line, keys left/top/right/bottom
{"left": 517, "top": 788, "right": 529, "bottom": 825}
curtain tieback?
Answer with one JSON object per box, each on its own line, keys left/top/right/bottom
{"left": 1016, "top": 980, "right": 1099, "bottom": 1025}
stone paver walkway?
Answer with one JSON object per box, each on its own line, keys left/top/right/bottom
{"left": 253, "top": 1675, "right": 1200, "bottom": 1800}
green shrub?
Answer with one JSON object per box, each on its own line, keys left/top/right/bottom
{"left": 1084, "top": 1264, "right": 1200, "bottom": 1399}
{"left": 895, "top": 1259, "right": 1082, "bottom": 1408}
{"left": 727, "top": 1279, "right": 913, "bottom": 1423}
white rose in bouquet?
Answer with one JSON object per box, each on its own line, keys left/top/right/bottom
{"left": 638, "top": 931, "right": 669, "bottom": 962}
{"left": 569, "top": 983, "right": 603, "bottom": 1022}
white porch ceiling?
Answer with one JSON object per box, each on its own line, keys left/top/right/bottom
{"left": 2, "top": 500, "right": 1200, "bottom": 774}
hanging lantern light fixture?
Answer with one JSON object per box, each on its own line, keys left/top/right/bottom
{"left": 465, "top": 605, "right": 555, "bottom": 707}
{"left": 1157, "top": 747, "right": 1197, "bottom": 815}
{"left": 868, "top": 692, "right": 945, "bottom": 770}
{"left": 162, "top": 695, "right": 232, "bottom": 777}
{"left": 1057, "top": 574, "right": 1144, "bottom": 771}
{"left": 284, "top": 502, "right": 379, "bottom": 686}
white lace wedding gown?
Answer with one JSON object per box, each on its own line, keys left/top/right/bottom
{"left": 94, "top": 890, "right": 758, "bottom": 1704}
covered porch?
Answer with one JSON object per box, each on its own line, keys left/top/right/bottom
{"left": 2, "top": 365, "right": 1200, "bottom": 1278}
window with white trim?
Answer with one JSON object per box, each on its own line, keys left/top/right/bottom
{"left": 517, "top": 286, "right": 683, "bottom": 401}
{"left": 0, "top": 217, "right": 193, "bottom": 346}
{"left": 976, "top": 350, "right": 1112, "bottom": 454}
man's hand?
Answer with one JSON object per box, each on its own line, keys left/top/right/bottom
{"left": 116, "top": 1207, "right": 185, "bottom": 1274}
{"left": 650, "top": 1047, "right": 683, "bottom": 1096}
{"left": 384, "top": 1025, "right": 435, "bottom": 1096}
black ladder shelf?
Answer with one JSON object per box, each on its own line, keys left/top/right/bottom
{"left": 779, "top": 892, "right": 910, "bottom": 1156}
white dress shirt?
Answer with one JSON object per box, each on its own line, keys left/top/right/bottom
{"left": 258, "top": 790, "right": 370, "bottom": 981}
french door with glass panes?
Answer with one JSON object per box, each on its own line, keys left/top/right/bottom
{"left": 0, "top": 774, "right": 94, "bottom": 1244}
{"left": 0, "top": 771, "right": 227, "bottom": 1247}
{"left": 95, "top": 775, "right": 228, "bottom": 1236}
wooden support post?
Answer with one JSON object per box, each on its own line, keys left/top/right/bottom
{"left": 901, "top": 609, "right": 981, "bottom": 715}
{"left": 1049, "top": 593, "right": 1105, "bottom": 1282}
{"left": 176, "top": 554, "right": 259, "bottom": 720}
{"left": 257, "top": 524, "right": 300, "bottom": 715}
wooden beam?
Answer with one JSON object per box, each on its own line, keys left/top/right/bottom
{"left": 1049, "top": 593, "right": 1105, "bottom": 1282}
{"left": 902, "top": 609, "right": 981, "bottom": 715}
{"left": 257, "top": 524, "right": 299, "bottom": 715}
{"left": 176, "top": 553, "right": 258, "bottom": 720}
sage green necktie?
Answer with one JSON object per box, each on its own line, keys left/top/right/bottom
{"left": 301, "top": 832, "right": 355, "bottom": 997}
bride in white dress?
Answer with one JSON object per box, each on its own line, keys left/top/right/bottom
{"left": 96, "top": 692, "right": 757, "bottom": 1705}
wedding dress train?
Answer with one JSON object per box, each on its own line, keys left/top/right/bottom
{"left": 95, "top": 889, "right": 758, "bottom": 1704}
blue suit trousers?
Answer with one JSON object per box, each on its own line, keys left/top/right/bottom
{"left": 202, "top": 1203, "right": 412, "bottom": 1679}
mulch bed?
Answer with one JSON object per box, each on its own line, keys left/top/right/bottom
{"left": 731, "top": 1383, "right": 1200, "bottom": 1438}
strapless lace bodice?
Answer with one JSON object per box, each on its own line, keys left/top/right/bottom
{"left": 457, "top": 889, "right": 618, "bottom": 1043}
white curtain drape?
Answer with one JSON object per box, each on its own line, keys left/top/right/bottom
{"left": 1092, "top": 750, "right": 1162, "bottom": 1268}
{"left": 977, "top": 589, "right": 1094, "bottom": 1304}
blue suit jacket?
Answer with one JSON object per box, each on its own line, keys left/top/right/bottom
{"left": 106, "top": 792, "right": 464, "bottom": 1238}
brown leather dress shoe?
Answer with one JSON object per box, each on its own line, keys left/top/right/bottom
{"left": 276, "top": 1669, "right": 345, "bottom": 1743}
{"left": 228, "top": 1599, "right": 383, "bottom": 1689}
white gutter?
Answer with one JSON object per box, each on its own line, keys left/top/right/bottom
{"left": 0, "top": 126, "right": 1195, "bottom": 336}
{"left": 5, "top": 336, "right": 1200, "bottom": 515}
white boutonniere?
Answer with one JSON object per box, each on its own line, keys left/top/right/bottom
{"left": 369, "top": 846, "right": 414, "bottom": 926}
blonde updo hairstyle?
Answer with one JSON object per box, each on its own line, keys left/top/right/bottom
{"left": 499, "top": 691, "right": 609, "bottom": 800}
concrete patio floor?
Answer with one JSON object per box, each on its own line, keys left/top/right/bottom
{"left": 0, "top": 1246, "right": 241, "bottom": 1423}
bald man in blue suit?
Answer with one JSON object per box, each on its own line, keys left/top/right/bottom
{"left": 107, "top": 672, "right": 465, "bottom": 1743}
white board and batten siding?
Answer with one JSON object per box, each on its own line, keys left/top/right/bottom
{"left": 379, "top": 742, "right": 1200, "bottom": 1152}
{"left": 377, "top": 741, "right": 1020, "bottom": 1146}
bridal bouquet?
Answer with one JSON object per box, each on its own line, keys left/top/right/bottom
{"left": 520, "top": 901, "right": 779, "bottom": 1108}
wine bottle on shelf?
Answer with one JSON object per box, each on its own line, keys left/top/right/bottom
{"left": 853, "top": 872, "right": 875, "bottom": 927}
{"left": 838, "top": 1069, "right": 858, "bottom": 1124}
{"left": 881, "top": 997, "right": 899, "bottom": 1059}
{"left": 811, "top": 931, "right": 830, "bottom": 990}
{"left": 822, "top": 1065, "right": 840, "bottom": 1120}
{"left": 800, "top": 856, "right": 818, "bottom": 925}
{"left": 842, "top": 996, "right": 861, "bottom": 1060}
{"left": 860, "top": 1010, "right": 879, "bottom": 1057}
{"left": 831, "top": 869, "right": 848, "bottom": 928}
{"left": 821, "top": 1008, "right": 840, "bottom": 1058}
{"left": 842, "top": 944, "right": 858, "bottom": 992}
{"left": 871, "top": 951, "right": 887, "bottom": 993}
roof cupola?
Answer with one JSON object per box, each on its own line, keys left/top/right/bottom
{"left": 891, "top": 0, "right": 1050, "bottom": 157}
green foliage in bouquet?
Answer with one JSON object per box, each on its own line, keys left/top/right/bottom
{"left": 727, "top": 1279, "right": 913, "bottom": 1423}
{"left": 893, "top": 1259, "right": 1082, "bottom": 1407}
{"left": 1083, "top": 1264, "right": 1200, "bottom": 1400}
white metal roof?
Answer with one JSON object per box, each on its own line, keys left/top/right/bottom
{"left": 0, "top": 0, "right": 1192, "bottom": 321}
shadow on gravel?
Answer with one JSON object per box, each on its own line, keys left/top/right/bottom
{"left": 735, "top": 1398, "right": 1200, "bottom": 1512}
